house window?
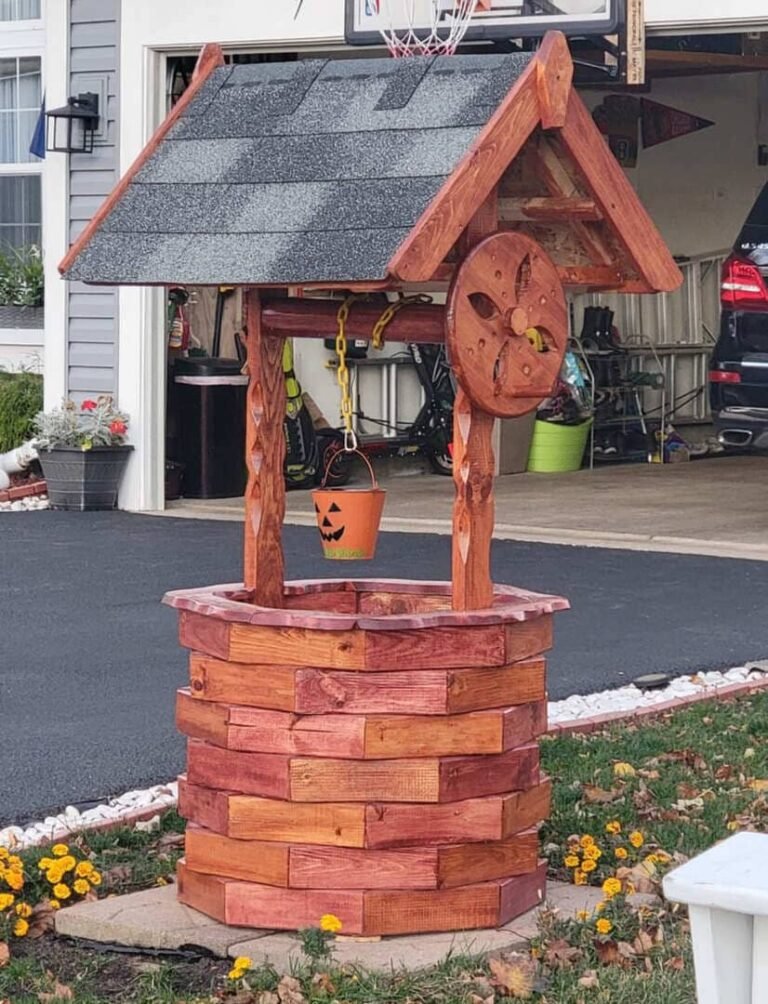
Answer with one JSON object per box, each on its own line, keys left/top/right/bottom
{"left": 0, "top": 174, "right": 40, "bottom": 248}
{"left": 0, "top": 55, "right": 41, "bottom": 163}
{"left": 0, "top": 0, "right": 41, "bottom": 20}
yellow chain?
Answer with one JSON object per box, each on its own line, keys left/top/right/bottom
{"left": 371, "top": 294, "right": 433, "bottom": 350}
{"left": 335, "top": 296, "right": 357, "bottom": 451}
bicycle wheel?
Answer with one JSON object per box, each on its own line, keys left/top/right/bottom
{"left": 315, "top": 431, "right": 353, "bottom": 487}
{"left": 425, "top": 410, "right": 453, "bottom": 476}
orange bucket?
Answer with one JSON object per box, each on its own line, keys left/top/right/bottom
{"left": 311, "top": 450, "right": 385, "bottom": 560}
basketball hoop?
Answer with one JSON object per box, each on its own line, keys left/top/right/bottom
{"left": 376, "top": 0, "right": 487, "bottom": 57}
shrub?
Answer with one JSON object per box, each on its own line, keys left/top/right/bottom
{"left": 0, "top": 369, "right": 43, "bottom": 452}
{"left": 0, "top": 245, "right": 43, "bottom": 308}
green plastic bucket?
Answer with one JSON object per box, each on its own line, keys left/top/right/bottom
{"left": 527, "top": 418, "right": 593, "bottom": 473}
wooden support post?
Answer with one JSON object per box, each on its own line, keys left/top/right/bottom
{"left": 243, "top": 289, "right": 286, "bottom": 606}
{"left": 452, "top": 388, "right": 495, "bottom": 612}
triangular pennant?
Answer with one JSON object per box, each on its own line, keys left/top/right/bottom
{"left": 641, "top": 99, "right": 714, "bottom": 149}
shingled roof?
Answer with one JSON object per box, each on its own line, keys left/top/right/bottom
{"left": 62, "top": 52, "right": 534, "bottom": 286}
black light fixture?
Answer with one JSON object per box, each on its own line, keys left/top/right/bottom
{"left": 46, "top": 93, "right": 100, "bottom": 154}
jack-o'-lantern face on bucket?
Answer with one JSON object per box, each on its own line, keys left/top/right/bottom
{"left": 315, "top": 499, "right": 345, "bottom": 542}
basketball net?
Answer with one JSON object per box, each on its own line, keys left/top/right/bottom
{"left": 376, "top": 0, "right": 484, "bottom": 57}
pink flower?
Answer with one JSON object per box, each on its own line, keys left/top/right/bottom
{"left": 109, "top": 420, "right": 127, "bottom": 436}
{"left": 81, "top": 399, "right": 97, "bottom": 411}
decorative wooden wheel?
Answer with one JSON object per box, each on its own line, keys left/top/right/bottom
{"left": 446, "top": 232, "right": 568, "bottom": 418}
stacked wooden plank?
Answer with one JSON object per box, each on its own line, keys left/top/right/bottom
{"left": 168, "top": 579, "right": 567, "bottom": 936}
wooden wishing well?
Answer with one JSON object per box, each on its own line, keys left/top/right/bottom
{"left": 60, "top": 33, "right": 681, "bottom": 935}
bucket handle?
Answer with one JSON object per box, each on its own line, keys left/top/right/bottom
{"left": 321, "top": 447, "right": 379, "bottom": 490}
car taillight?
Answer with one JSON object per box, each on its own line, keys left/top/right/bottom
{"left": 721, "top": 256, "right": 768, "bottom": 309}
{"left": 709, "top": 370, "right": 741, "bottom": 384}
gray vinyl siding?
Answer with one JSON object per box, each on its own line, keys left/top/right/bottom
{"left": 67, "top": 0, "right": 119, "bottom": 398}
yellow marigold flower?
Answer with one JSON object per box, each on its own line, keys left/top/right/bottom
{"left": 155, "top": 877, "right": 168, "bottom": 887}
{"left": 73, "top": 879, "right": 90, "bottom": 896}
{"left": 14, "top": 903, "right": 32, "bottom": 918}
{"left": 579, "top": 835, "right": 595, "bottom": 849}
{"left": 595, "top": 901, "right": 606, "bottom": 913}
{"left": 319, "top": 913, "right": 343, "bottom": 933}
{"left": 7, "top": 856, "right": 21, "bottom": 869}
{"left": 51, "top": 844, "right": 69, "bottom": 858}
{"left": 53, "top": 883, "right": 71, "bottom": 900}
{"left": 654, "top": 850, "right": 672, "bottom": 864}
{"left": 227, "top": 967, "right": 246, "bottom": 981}
{"left": 75, "top": 861, "right": 94, "bottom": 878}
{"left": 49, "top": 900, "right": 61, "bottom": 910}
{"left": 46, "top": 867, "right": 64, "bottom": 885}
{"left": 232, "top": 957, "right": 252, "bottom": 971}
{"left": 613, "top": 762, "right": 636, "bottom": 778}
{"left": 605, "top": 821, "right": 621, "bottom": 835}
{"left": 0, "top": 893, "right": 14, "bottom": 910}
{"left": 38, "top": 857, "right": 53, "bottom": 870}
{"left": 576, "top": 910, "right": 590, "bottom": 922}
{"left": 59, "top": 855, "right": 77, "bottom": 873}
{"left": 13, "top": 918, "right": 29, "bottom": 938}
{"left": 584, "top": 845, "right": 602, "bottom": 861}
{"left": 615, "top": 847, "right": 629, "bottom": 860}
{"left": 626, "top": 882, "right": 636, "bottom": 895}
{"left": 645, "top": 853, "right": 660, "bottom": 866}
{"left": 595, "top": 918, "right": 613, "bottom": 935}
{"left": 564, "top": 855, "right": 580, "bottom": 869}
{"left": 629, "top": 831, "right": 644, "bottom": 849}
{"left": 6, "top": 871, "right": 23, "bottom": 891}
{"left": 602, "top": 877, "right": 622, "bottom": 898}
{"left": 88, "top": 871, "right": 102, "bottom": 887}
{"left": 581, "top": 859, "right": 597, "bottom": 873}
{"left": 574, "top": 869, "right": 588, "bottom": 886}
{"left": 0, "top": 848, "right": 8, "bottom": 861}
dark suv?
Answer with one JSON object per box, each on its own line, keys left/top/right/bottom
{"left": 710, "top": 183, "right": 768, "bottom": 449}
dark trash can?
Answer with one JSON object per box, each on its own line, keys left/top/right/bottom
{"left": 173, "top": 357, "right": 247, "bottom": 499}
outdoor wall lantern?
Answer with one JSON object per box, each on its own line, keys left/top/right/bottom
{"left": 46, "top": 93, "right": 100, "bottom": 154}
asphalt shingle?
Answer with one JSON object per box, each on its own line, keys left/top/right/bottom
{"left": 64, "top": 51, "right": 533, "bottom": 286}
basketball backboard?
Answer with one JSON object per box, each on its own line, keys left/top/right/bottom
{"left": 345, "top": 0, "right": 622, "bottom": 47}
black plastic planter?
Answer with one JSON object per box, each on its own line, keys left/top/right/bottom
{"left": 38, "top": 446, "right": 133, "bottom": 511}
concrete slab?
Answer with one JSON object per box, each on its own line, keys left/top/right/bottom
{"left": 159, "top": 455, "right": 768, "bottom": 561}
{"left": 53, "top": 881, "right": 605, "bottom": 970}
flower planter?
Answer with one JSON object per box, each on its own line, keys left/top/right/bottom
{"left": 38, "top": 446, "right": 133, "bottom": 511}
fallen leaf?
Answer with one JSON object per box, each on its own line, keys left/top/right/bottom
{"left": 27, "top": 902, "right": 56, "bottom": 939}
{"left": 632, "top": 930, "right": 654, "bottom": 955}
{"left": 0, "top": 943, "right": 8, "bottom": 968}
{"left": 749, "top": 779, "right": 768, "bottom": 792}
{"left": 103, "top": 864, "right": 134, "bottom": 887}
{"left": 256, "top": 994, "right": 279, "bottom": 1004}
{"left": 469, "top": 995, "right": 495, "bottom": 1004}
{"left": 715, "top": 764, "right": 734, "bottom": 781}
{"left": 654, "top": 749, "right": 707, "bottom": 771}
{"left": 311, "top": 973, "right": 335, "bottom": 994}
{"left": 578, "top": 970, "right": 599, "bottom": 988}
{"left": 582, "top": 784, "right": 623, "bottom": 805}
{"left": 617, "top": 942, "right": 636, "bottom": 962}
{"left": 676, "top": 783, "right": 700, "bottom": 799}
{"left": 489, "top": 954, "right": 536, "bottom": 998}
{"left": 38, "top": 982, "right": 74, "bottom": 1002}
{"left": 277, "top": 975, "right": 306, "bottom": 1004}
{"left": 156, "top": 831, "right": 185, "bottom": 851}
{"left": 665, "top": 956, "right": 685, "bottom": 971}
{"left": 544, "top": 938, "right": 582, "bottom": 969}
{"left": 594, "top": 938, "right": 620, "bottom": 966}
{"left": 670, "top": 797, "right": 705, "bottom": 814}
{"left": 745, "top": 748, "right": 756, "bottom": 759}
{"left": 638, "top": 769, "right": 660, "bottom": 780}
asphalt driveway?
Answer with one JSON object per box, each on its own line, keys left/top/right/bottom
{"left": 2, "top": 511, "right": 767, "bottom": 825}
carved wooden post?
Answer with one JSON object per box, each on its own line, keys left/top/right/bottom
{"left": 243, "top": 289, "right": 286, "bottom": 606}
{"left": 451, "top": 389, "right": 496, "bottom": 611}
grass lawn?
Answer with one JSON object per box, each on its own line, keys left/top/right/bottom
{"left": 3, "top": 693, "right": 767, "bottom": 1002}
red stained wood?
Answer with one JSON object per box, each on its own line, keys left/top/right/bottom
{"left": 436, "top": 829, "right": 539, "bottom": 888}
{"left": 364, "top": 796, "right": 506, "bottom": 848}
{"left": 179, "top": 612, "right": 230, "bottom": 660}
{"left": 498, "top": 860, "right": 547, "bottom": 924}
{"left": 188, "top": 655, "right": 296, "bottom": 710}
{"left": 358, "top": 592, "right": 451, "bottom": 616}
{"left": 438, "top": 743, "right": 540, "bottom": 802}
{"left": 262, "top": 298, "right": 445, "bottom": 343}
{"left": 555, "top": 264, "right": 625, "bottom": 288}
{"left": 558, "top": 92, "right": 681, "bottom": 292}
{"left": 229, "top": 623, "right": 366, "bottom": 669}
{"left": 228, "top": 795, "right": 366, "bottom": 846}
{"left": 225, "top": 880, "right": 366, "bottom": 933}
{"left": 176, "top": 689, "right": 229, "bottom": 747}
{"left": 186, "top": 740, "right": 290, "bottom": 799}
{"left": 289, "top": 757, "right": 441, "bottom": 803}
{"left": 501, "top": 701, "right": 548, "bottom": 748}
{"left": 363, "top": 709, "right": 503, "bottom": 758}
{"left": 295, "top": 667, "right": 451, "bottom": 715}
{"left": 284, "top": 590, "right": 358, "bottom": 613}
{"left": 243, "top": 290, "right": 286, "bottom": 604}
{"left": 447, "top": 658, "right": 547, "bottom": 713}
{"left": 288, "top": 845, "right": 439, "bottom": 890}
{"left": 500, "top": 197, "right": 601, "bottom": 222}
{"left": 230, "top": 708, "right": 366, "bottom": 758}
{"left": 458, "top": 187, "right": 499, "bottom": 258}
{"left": 506, "top": 616, "right": 553, "bottom": 661}
{"left": 185, "top": 825, "right": 289, "bottom": 886}
{"left": 177, "top": 860, "right": 228, "bottom": 924}
{"left": 177, "top": 775, "right": 229, "bottom": 833}
{"left": 59, "top": 43, "right": 225, "bottom": 275}
{"left": 388, "top": 60, "right": 540, "bottom": 282}
{"left": 363, "top": 883, "right": 500, "bottom": 935}
{"left": 501, "top": 778, "right": 552, "bottom": 836}
{"left": 535, "top": 31, "right": 573, "bottom": 129}
{"left": 364, "top": 623, "right": 506, "bottom": 670}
